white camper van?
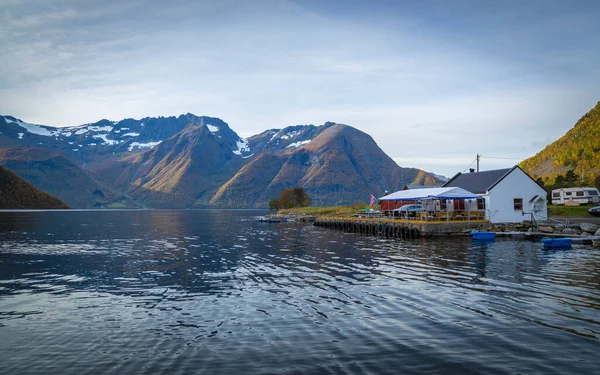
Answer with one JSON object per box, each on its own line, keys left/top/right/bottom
{"left": 551, "top": 187, "right": 600, "bottom": 205}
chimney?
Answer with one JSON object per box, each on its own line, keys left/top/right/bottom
{"left": 469, "top": 168, "right": 475, "bottom": 173}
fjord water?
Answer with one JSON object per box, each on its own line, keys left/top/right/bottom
{"left": 1, "top": 210, "right": 599, "bottom": 374}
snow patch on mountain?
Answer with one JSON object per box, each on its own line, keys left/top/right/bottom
{"left": 122, "top": 132, "right": 140, "bottom": 137}
{"left": 286, "top": 140, "right": 311, "bottom": 148}
{"left": 93, "top": 134, "right": 121, "bottom": 146}
{"left": 280, "top": 130, "right": 299, "bottom": 140}
{"left": 233, "top": 138, "right": 250, "bottom": 156}
{"left": 88, "top": 125, "right": 113, "bottom": 132}
{"left": 207, "top": 125, "right": 219, "bottom": 133}
{"left": 269, "top": 130, "right": 280, "bottom": 141}
{"left": 128, "top": 141, "right": 162, "bottom": 152}
{"left": 5, "top": 117, "right": 53, "bottom": 136}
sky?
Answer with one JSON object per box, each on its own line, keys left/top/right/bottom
{"left": 1, "top": 0, "right": 599, "bottom": 177}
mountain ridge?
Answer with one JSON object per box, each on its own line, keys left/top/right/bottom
{"left": 520, "top": 101, "right": 600, "bottom": 183}
{"left": 0, "top": 114, "right": 443, "bottom": 208}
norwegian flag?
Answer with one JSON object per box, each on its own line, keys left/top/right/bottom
{"left": 369, "top": 194, "right": 376, "bottom": 207}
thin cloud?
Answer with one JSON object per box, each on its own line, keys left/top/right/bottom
{"left": 1, "top": 0, "right": 599, "bottom": 177}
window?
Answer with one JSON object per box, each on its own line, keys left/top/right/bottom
{"left": 514, "top": 198, "right": 523, "bottom": 210}
{"left": 552, "top": 192, "right": 560, "bottom": 198}
{"left": 477, "top": 198, "right": 486, "bottom": 210}
{"left": 576, "top": 191, "right": 584, "bottom": 197}
{"left": 566, "top": 192, "right": 572, "bottom": 196}
{"left": 440, "top": 199, "right": 447, "bottom": 210}
{"left": 588, "top": 190, "right": 599, "bottom": 196}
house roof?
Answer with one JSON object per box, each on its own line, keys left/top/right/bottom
{"left": 443, "top": 167, "right": 513, "bottom": 193}
{"left": 379, "top": 187, "right": 480, "bottom": 201}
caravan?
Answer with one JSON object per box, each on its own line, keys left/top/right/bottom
{"left": 551, "top": 187, "right": 600, "bottom": 205}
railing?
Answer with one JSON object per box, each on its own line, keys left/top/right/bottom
{"left": 536, "top": 214, "right": 569, "bottom": 229}
{"left": 386, "top": 210, "right": 488, "bottom": 223}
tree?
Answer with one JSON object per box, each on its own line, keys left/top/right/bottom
{"left": 269, "top": 187, "right": 311, "bottom": 210}
{"left": 565, "top": 170, "right": 579, "bottom": 186}
{"left": 268, "top": 198, "right": 280, "bottom": 211}
{"left": 595, "top": 175, "right": 600, "bottom": 190}
{"left": 554, "top": 175, "right": 566, "bottom": 188}
{"left": 535, "top": 177, "right": 545, "bottom": 188}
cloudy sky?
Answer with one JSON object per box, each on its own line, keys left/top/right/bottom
{"left": 2, "top": 0, "right": 599, "bottom": 177}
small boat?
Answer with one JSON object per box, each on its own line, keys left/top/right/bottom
{"left": 470, "top": 230, "right": 496, "bottom": 240}
{"left": 541, "top": 237, "right": 572, "bottom": 249}
{"left": 258, "top": 216, "right": 288, "bottom": 223}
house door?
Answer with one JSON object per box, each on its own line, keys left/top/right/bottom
{"left": 453, "top": 200, "right": 465, "bottom": 211}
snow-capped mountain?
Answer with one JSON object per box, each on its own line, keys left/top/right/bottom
{"left": 0, "top": 113, "right": 252, "bottom": 163}
{"left": 0, "top": 114, "right": 442, "bottom": 208}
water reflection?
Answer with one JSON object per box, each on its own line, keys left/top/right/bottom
{"left": 1, "top": 210, "right": 599, "bottom": 374}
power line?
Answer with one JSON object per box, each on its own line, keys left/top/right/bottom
{"left": 461, "top": 157, "right": 478, "bottom": 173}
{"left": 481, "top": 155, "right": 522, "bottom": 160}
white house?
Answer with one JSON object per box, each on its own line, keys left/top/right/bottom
{"left": 443, "top": 166, "right": 547, "bottom": 223}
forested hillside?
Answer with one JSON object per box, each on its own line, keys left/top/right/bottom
{"left": 521, "top": 101, "right": 600, "bottom": 184}
{"left": 0, "top": 166, "right": 70, "bottom": 209}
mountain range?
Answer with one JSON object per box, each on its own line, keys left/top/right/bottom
{"left": 0, "top": 114, "right": 442, "bottom": 208}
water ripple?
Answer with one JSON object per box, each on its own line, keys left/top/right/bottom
{"left": 1, "top": 210, "right": 599, "bottom": 374}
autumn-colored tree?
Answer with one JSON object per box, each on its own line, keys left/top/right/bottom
{"left": 268, "top": 187, "right": 311, "bottom": 210}
{"left": 520, "top": 101, "right": 600, "bottom": 183}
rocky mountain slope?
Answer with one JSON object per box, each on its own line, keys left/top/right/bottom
{"left": 521, "top": 101, "right": 600, "bottom": 183}
{"left": 94, "top": 125, "right": 248, "bottom": 208}
{"left": 211, "top": 123, "right": 439, "bottom": 207}
{"left": 0, "top": 165, "right": 69, "bottom": 209}
{"left": 0, "top": 148, "right": 126, "bottom": 208}
{"left": 0, "top": 113, "right": 442, "bottom": 208}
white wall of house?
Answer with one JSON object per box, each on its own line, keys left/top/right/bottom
{"left": 487, "top": 168, "right": 547, "bottom": 223}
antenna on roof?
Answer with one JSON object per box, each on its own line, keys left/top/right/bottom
{"left": 476, "top": 154, "right": 480, "bottom": 172}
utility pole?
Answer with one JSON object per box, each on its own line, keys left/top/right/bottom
{"left": 476, "top": 154, "right": 480, "bottom": 172}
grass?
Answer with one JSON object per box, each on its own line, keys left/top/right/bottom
{"left": 106, "top": 202, "right": 128, "bottom": 209}
{"left": 281, "top": 204, "right": 598, "bottom": 219}
{"left": 548, "top": 204, "right": 595, "bottom": 217}
{"left": 278, "top": 203, "right": 370, "bottom": 217}
{"left": 283, "top": 204, "right": 598, "bottom": 218}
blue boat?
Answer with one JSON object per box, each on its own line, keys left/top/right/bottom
{"left": 541, "top": 237, "right": 572, "bottom": 249}
{"left": 470, "top": 231, "right": 496, "bottom": 240}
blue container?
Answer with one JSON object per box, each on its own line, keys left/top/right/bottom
{"left": 470, "top": 231, "right": 496, "bottom": 240}
{"left": 541, "top": 237, "right": 572, "bottom": 249}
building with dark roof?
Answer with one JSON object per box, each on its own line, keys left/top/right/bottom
{"left": 443, "top": 166, "right": 547, "bottom": 223}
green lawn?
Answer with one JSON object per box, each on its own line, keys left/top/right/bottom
{"left": 282, "top": 204, "right": 597, "bottom": 219}
{"left": 278, "top": 203, "right": 370, "bottom": 217}
{"left": 548, "top": 204, "right": 595, "bottom": 218}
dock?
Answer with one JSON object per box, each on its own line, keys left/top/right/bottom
{"left": 314, "top": 216, "right": 600, "bottom": 245}
{"left": 313, "top": 216, "right": 490, "bottom": 238}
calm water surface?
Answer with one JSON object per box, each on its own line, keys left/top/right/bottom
{"left": 0, "top": 210, "right": 599, "bottom": 374}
